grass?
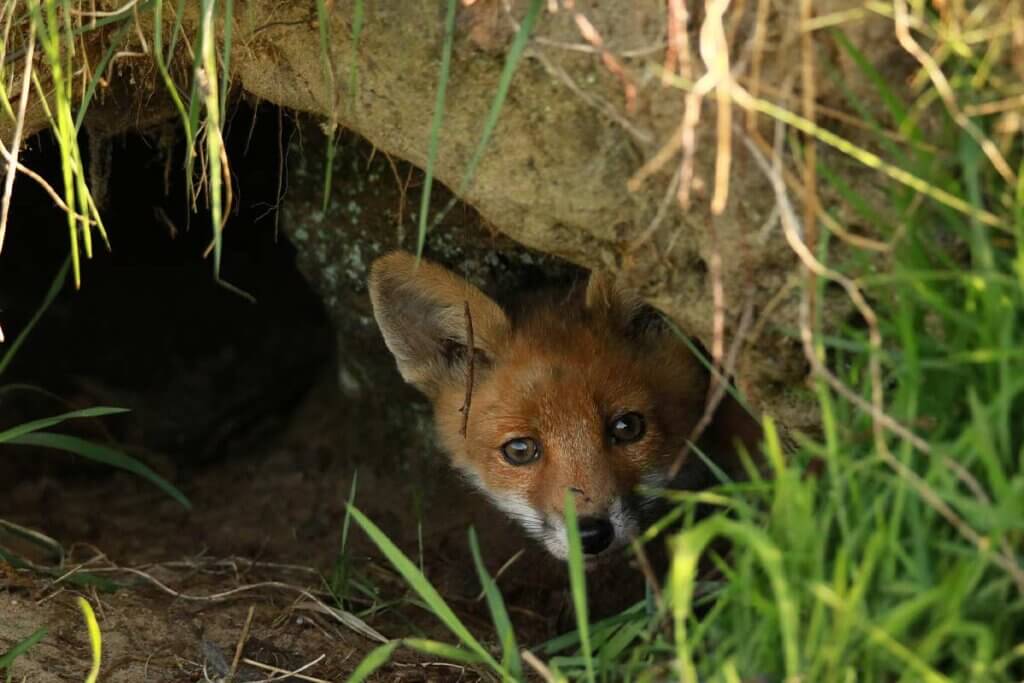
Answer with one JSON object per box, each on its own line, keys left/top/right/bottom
{"left": 0, "top": 2, "right": 1021, "bottom": 682}
{"left": 0, "top": 255, "right": 191, "bottom": 659}
{"left": 0, "top": 627, "right": 46, "bottom": 682}
{"left": 416, "top": 0, "right": 544, "bottom": 259}
{"left": 76, "top": 597, "right": 101, "bottom": 683}
{"left": 342, "top": 4, "right": 1024, "bottom": 682}
{"left": 0, "top": 0, "right": 234, "bottom": 292}
{"left": 0, "top": 257, "right": 191, "bottom": 512}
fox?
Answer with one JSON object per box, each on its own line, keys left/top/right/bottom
{"left": 368, "top": 250, "right": 763, "bottom": 561}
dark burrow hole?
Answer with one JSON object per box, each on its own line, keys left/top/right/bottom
{"left": 0, "top": 101, "right": 333, "bottom": 471}
{"left": 0, "top": 101, "right": 640, "bottom": 657}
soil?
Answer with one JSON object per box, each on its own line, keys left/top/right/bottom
{"left": 0, "top": 105, "right": 655, "bottom": 682}
{"left": 2, "top": 376, "right": 641, "bottom": 682}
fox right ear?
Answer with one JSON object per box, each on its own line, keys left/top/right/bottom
{"left": 368, "top": 251, "right": 510, "bottom": 396}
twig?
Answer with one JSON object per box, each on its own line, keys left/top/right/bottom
{"left": 663, "top": 0, "right": 692, "bottom": 86}
{"left": 502, "top": 0, "right": 653, "bottom": 143}
{"left": 521, "top": 650, "right": 558, "bottom": 683}
{"left": 529, "top": 47, "right": 653, "bottom": 144}
{"left": 228, "top": 605, "right": 255, "bottom": 682}
{"left": 626, "top": 118, "right": 686, "bottom": 192}
{"left": 68, "top": 0, "right": 140, "bottom": 18}
{"left": 625, "top": 160, "right": 682, "bottom": 254}
{"left": 799, "top": 0, "right": 818, "bottom": 268}
{"left": 571, "top": 12, "right": 638, "bottom": 114}
{"left": 83, "top": 564, "right": 389, "bottom": 642}
{"left": 459, "top": 301, "right": 475, "bottom": 438}
{"left": 707, "top": 0, "right": 733, "bottom": 217}
{"left": 0, "top": 141, "right": 91, "bottom": 220}
{"left": 742, "top": 128, "right": 892, "bottom": 252}
{"left": 708, "top": 224, "right": 726, "bottom": 369}
{"left": 473, "top": 548, "right": 525, "bottom": 602}
{"left": 241, "top": 654, "right": 327, "bottom": 683}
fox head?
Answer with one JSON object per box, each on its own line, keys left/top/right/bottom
{"left": 368, "top": 250, "right": 761, "bottom": 560}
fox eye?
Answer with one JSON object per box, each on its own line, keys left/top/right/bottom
{"left": 501, "top": 438, "right": 540, "bottom": 466}
{"left": 609, "top": 412, "right": 645, "bottom": 444}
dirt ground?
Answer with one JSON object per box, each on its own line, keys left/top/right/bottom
{"left": 0, "top": 108, "right": 654, "bottom": 682}
{"left": 2, "top": 374, "right": 648, "bottom": 682}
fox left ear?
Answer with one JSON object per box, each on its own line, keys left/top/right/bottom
{"left": 368, "top": 251, "right": 510, "bottom": 398}
{"left": 585, "top": 271, "right": 663, "bottom": 338}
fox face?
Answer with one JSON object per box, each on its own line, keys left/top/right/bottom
{"left": 368, "top": 251, "right": 761, "bottom": 561}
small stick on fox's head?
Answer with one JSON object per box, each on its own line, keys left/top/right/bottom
{"left": 459, "top": 300, "right": 475, "bottom": 438}
{"left": 367, "top": 251, "right": 510, "bottom": 399}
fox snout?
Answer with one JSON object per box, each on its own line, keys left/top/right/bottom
{"left": 534, "top": 495, "right": 642, "bottom": 561}
{"left": 577, "top": 516, "right": 615, "bottom": 555}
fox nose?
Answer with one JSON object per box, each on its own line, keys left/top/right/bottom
{"left": 577, "top": 517, "right": 614, "bottom": 555}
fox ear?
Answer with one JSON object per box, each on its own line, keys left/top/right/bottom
{"left": 368, "top": 251, "right": 510, "bottom": 396}
{"left": 585, "top": 270, "right": 663, "bottom": 338}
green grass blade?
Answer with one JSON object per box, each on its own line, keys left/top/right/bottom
{"left": 0, "top": 627, "right": 47, "bottom": 671}
{"left": 0, "top": 518, "right": 64, "bottom": 564}
{"left": 344, "top": 641, "right": 400, "bottom": 683}
{"left": 347, "top": 505, "right": 504, "bottom": 675}
{"left": 0, "top": 256, "right": 69, "bottom": 377}
{"left": 315, "top": 0, "right": 338, "bottom": 213}
{"left": 199, "top": 0, "right": 225, "bottom": 279}
{"left": 468, "top": 527, "right": 522, "bottom": 680}
{"left": 402, "top": 638, "right": 486, "bottom": 666}
{"left": 421, "top": 0, "right": 544, "bottom": 249}
{"left": 830, "top": 28, "right": 909, "bottom": 127}
{"left": 453, "top": 0, "right": 542, "bottom": 200}
{"left": 0, "top": 406, "right": 129, "bottom": 443}
{"left": 74, "top": 21, "right": 132, "bottom": 132}
{"left": 563, "top": 492, "right": 595, "bottom": 683}
{"left": 329, "top": 471, "right": 360, "bottom": 603}
{"left": 6, "top": 431, "right": 190, "bottom": 509}
{"left": 152, "top": 0, "right": 193, "bottom": 142}
{"left": 415, "top": 0, "right": 458, "bottom": 260}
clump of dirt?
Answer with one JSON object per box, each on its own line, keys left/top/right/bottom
{"left": 0, "top": 104, "right": 652, "bottom": 682}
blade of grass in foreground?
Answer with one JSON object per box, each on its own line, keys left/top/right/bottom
{"left": 670, "top": 520, "right": 800, "bottom": 681}
{"left": 0, "top": 406, "right": 129, "bottom": 443}
{"left": 344, "top": 640, "right": 400, "bottom": 683}
{"left": 402, "top": 638, "right": 486, "bottom": 665}
{"left": 563, "top": 492, "right": 596, "bottom": 683}
{"left": 0, "top": 256, "right": 69, "bottom": 377}
{"left": 346, "top": 505, "right": 505, "bottom": 676}
{"left": 74, "top": 21, "right": 133, "bottom": 132}
{"left": 329, "top": 470, "right": 360, "bottom": 603}
{"left": 6, "top": 432, "right": 191, "bottom": 510}
{"left": 77, "top": 597, "right": 102, "bottom": 683}
{"left": 468, "top": 527, "right": 522, "bottom": 680}
{"left": 0, "top": 519, "right": 64, "bottom": 563}
{"left": 0, "top": 627, "right": 47, "bottom": 672}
